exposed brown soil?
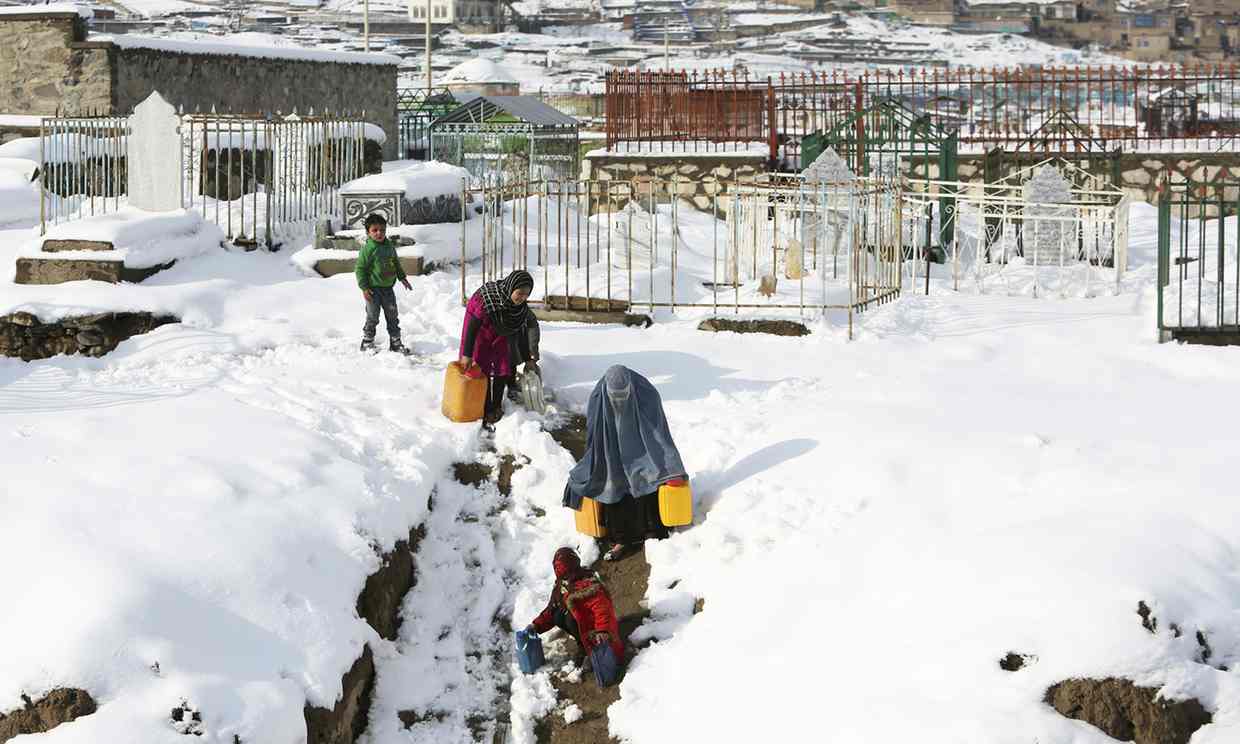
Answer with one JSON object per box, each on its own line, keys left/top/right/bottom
{"left": 547, "top": 414, "right": 589, "bottom": 461}
{"left": 356, "top": 525, "right": 426, "bottom": 642}
{"left": 305, "top": 646, "right": 375, "bottom": 744}
{"left": 1044, "top": 678, "right": 1212, "bottom": 744}
{"left": 0, "top": 688, "right": 97, "bottom": 743}
{"left": 999, "top": 652, "right": 1036, "bottom": 672}
{"left": 537, "top": 413, "right": 654, "bottom": 744}
{"left": 1137, "top": 600, "right": 1158, "bottom": 634}
{"left": 697, "top": 317, "right": 811, "bottom": 337}
{"left": 453, "top": 455, "right": 520, "bottom": 497}
{"left": 537, "top": 547, "right": 651, "bottom": 744}
{"left": 307, "top": 522, "right": 428, "bottom": 741}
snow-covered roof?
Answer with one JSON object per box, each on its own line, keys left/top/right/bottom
{"left": 0, "top": 3, "right": 93, "bottom": 18}
{"left": 97, "top": 32, "right": 401, "bottom": 66}
{"left": 436, "top": 95, "right": 578, "bottom": 127}
{"left": 443, "top": 57, "right": 518, "bottom": 84}
{"left": 964, "top": 0, "right": 1066, "bottom": 6}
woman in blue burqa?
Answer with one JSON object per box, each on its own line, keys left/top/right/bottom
{"left": 563, "top": 365, "right": 688, "bottom": 561}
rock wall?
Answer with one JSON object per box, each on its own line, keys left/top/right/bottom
{"left": 112, "top": 47, "right": 399, "bottom": 159}
{"left": 0, "top": 16, "right": 398, "bottom": 158}
{"left": 0, "top": 311, "right": 176, "bottom": 361}
{"left": 582, "top": 153, "right": 768, "bottom": 213}
{"left": 0, "top": 15, "right": 113, "bottom": 116}
{"left": 0, "top": 689, "right": 97, "bottom": 744}
{"left": 908, "top": 152, "right": 1240, "bottom": 203}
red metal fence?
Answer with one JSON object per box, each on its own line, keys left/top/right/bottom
{"left": 605, "top": 65, "right": 1240, "bottom": 164}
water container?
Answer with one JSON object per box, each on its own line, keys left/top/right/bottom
{"left": 590, "top": 643, "right": 621, "bottom": 688}
{"left": 519, "top": 369, "right": 547, "bottom": 414}
{"left": 514, "top": 629, "right": 545, "bottom": 674}
{"left": 658, "top": 479, "right": 692, "bottom": 527}
{"left": 442, "top": 361, "right": 487, "bottom": 422}
{"left": 573, "top": 496, "right": 607, "bottom": 538}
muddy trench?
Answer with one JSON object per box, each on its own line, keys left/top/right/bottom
{"left": 309, "top": 406, "right": 674, "bottom": 744}
{"left": 304, "top": 525, "right": 425, "bottom": 744}
{"left": 535, "top": 414, "right": 655, "bottom": 744}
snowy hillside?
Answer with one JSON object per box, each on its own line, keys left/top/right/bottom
{"left": 2, "top": 162, "right": 1240, "bottom": 744}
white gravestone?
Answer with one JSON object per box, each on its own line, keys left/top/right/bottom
{"left": 1022, "top": 165, "right": 1074, "bottom": 265}
{"left": 803, "top": 146, "right": 856, "bottom": 184}
{"left": 127, "top": 92, "right": 182, "bottom": 212}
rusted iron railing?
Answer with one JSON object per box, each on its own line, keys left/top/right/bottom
{"left": 605, "top": 64, "right": 1240, "bottom": 164}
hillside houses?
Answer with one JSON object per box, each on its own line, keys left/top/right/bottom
{"left": 827, "top": 0, "right": 1240, "bottom": 62}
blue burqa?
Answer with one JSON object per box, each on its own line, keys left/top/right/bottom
{"left": 563, "top": 365, "right": 688, "bottom": 509}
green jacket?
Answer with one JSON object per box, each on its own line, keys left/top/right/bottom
{"left": 355, "top": 237, "right": 406, "bottom": 289}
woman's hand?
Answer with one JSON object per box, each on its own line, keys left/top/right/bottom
{"left": 459, "top": 356, "right": 474, "bottom": 369}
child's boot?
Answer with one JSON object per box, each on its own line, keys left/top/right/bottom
{"left": 389, "top": 338, "right": 411, "bottom": 355}
{"left": 360, "top": 338, "right": 376, "bottom": 352}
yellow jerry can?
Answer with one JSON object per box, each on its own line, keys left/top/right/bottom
{"left": 658, "top": 479, "right": 692, "bottom": 527}
{"left": 442, "top": 361, "right": 487, "bottom": 423}
{"left": 574, "top": 497, "right": 608, "bottom": 538}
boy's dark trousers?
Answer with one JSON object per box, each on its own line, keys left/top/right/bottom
{"left": 362, "top": 286, "right": 400, "bottom": 344}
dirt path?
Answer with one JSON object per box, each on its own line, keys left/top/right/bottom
{"left": 537, "top": 415, "right": 654, "bottom": 744}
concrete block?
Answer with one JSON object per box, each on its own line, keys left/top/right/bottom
{"left": 41, "top": 239, "right": 114, "bottom": 252}
{"left": 14, "top": 258, "right": 174, "bottom": 285}
{"left": 314, "top": 255, "right": 424, "bottom": 278}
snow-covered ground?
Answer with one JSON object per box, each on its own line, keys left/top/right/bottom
{"left": 2, "top": 166, "right": 1239, "bottom": 744}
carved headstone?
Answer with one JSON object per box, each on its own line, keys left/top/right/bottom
{"left": 127, "top": 92, "right": 182, "bottom": 212}
{"left": 1022, "top": 165, "right": 1074, "bottom": 265}
{"left": 803, "top": 147, "right": 856, "bottom": 184}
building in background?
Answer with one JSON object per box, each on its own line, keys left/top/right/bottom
{"left": 0, "top": 8, "right": 399, "bottom": 157}
{"left": 406, "top": 0, "right": 506, "bottom": 33}
{"left": 441, "top": 57, "right": 520, "bottom": 97}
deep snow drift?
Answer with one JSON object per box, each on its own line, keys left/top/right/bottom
{"left": 1, "top": 191, "right": 1238, "bottom": 744}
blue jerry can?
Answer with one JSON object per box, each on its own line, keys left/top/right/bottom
{"left": 515, "top": 629, "right": 545, "bottom": 674}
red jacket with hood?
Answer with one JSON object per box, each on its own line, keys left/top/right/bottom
{"left": 531, "top": 549, "right": 624, "bottom": 661}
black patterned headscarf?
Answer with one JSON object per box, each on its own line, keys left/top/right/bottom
{"left": 477, "top": 270, "right": 534, "bottom": 336}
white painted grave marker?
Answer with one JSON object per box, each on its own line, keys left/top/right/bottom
{"left": 127, "top": 91, "right": 182, "bottom": 212}
{"left": 1023, "top": 165, "right": 1074, "bottom": 266}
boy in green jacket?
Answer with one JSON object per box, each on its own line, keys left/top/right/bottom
{"left": 356, "top": 213, "right": 413, "bottom": 354}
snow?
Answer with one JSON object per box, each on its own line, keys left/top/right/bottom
{"left": 98, "top": 32, "right": 402, "bottom": 66}
{"left": 340, "top": 161, "right": 470, "bottom": 201}
{"left": 587, "top": 143, "right": 769, "bottom": 158}
{"left": 0, "top": 3, "right": 92, "bottom": 17}
{"left": 0, "top": 137, "right": 44, "bottom": 163}
{"left": 0, "top": 157, "right": 39, "bottom": 226}
{"left": 966, "top": 0, "right": 1064, "bottom": 5}
{"left": 732, "top": 12, "right": 833, "bottom": 25}
{"left": 16, "top": 208, "right": 225, "bottom": 269}
{"left": 2, "top": 186, "right": 1239, "bottom": 744}
{"left": 0, "top": 114, "right": 44, "bottom": 128}
{"left": 112, "top": 0, "right": 204, "bottom": 16}
{"left": 443, "top": 57, "right": 519, "bottom": 84}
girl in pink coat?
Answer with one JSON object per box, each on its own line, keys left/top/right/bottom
{"left": 459, "top": 269, "right": 538, "bottom": 425}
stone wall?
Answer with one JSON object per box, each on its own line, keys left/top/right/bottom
{"left": 582, "top": 153, "right": 768, "bottom": 213}
{"left": 0, "top": 15, "right": 399, "bottom": 158}
{"left": 908, "top": 152, "right": 1240, "bottom": 203}
{"left": 0, "top": 15, "right": 113, "bottom": 116}
{"left": 112, "top": 47, "right": 399, "bottom": 159}
{"left": 0, "top": 311, "right": 177, "bottom": 361}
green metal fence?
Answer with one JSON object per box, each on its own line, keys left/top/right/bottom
{"left": 1157, "top": 179, "right": 1240, "bottom": 343}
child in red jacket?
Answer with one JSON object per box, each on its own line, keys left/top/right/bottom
{"left": 524, "top": 548, "right": 624, "bottom": 665}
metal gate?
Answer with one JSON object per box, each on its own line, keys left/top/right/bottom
{"left": 1157, "top": 179, "right": 1240, "bottom": 343}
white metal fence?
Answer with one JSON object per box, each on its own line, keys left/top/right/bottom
{"left": 902, "top": 179, "right": 1131, "bottom": 298}
{"left": 40, "top": 110, "right": 371, "bottom": 248}
{"left": 463, "top": 175, "right": 904, "bottom": 336}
